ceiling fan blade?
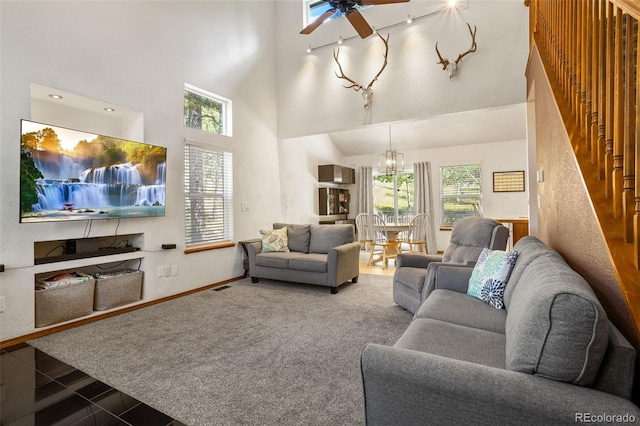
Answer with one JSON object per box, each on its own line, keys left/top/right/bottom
{"left": 346, "top": 9, "right": 374, "bottom": 38}
{"left": 300, "top": 8, "right": 337, "bottom": 34}
{"left": 361, "top": 0, "right": 410, "bottom": 4}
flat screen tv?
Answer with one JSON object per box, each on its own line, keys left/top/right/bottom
{"left": 20, "top": 119, "right": 167, "bottom": 223}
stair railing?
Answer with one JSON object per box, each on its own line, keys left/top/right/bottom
{"left": 528, "top": 0, "right": 640, "bottom": 334}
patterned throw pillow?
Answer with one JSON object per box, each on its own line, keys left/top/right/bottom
{"left": 260, "top": 227, "right": 290, "bottom": 253}
{"left": 467, "top": 248, "right": 518, "bottom": 309}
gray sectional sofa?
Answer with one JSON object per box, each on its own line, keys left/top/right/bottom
{"left": 246, "top": 223, "right": 360, "bottom": 293}
{"left": 361, "top": 236, "right": 639, "bottom": 425}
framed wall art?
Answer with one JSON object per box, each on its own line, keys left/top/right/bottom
{"left": 493, "top": 170, "right": 525, "bottom": 192}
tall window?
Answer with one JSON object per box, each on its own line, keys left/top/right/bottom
{"left": 184, "top": 83, "right": 232, "bottom": 136}
{"left": 184, "top": 141, "right": 233, "bottom": 245}
{"left": 373, "top": 172, "right": 414, "bottom": 223}
{"left": 440, "top": 164, "right": 482, "bottom": 227}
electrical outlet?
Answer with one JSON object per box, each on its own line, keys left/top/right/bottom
{"left": 0, "top": 296, "right": 5, "bottom": 313}
{"left": 157, "top": 266, "right": 164, "bottom": 278}
{"left": 171, "top": 265, "right": 179, "bottom": 276}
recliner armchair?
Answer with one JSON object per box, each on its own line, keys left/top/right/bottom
{"left": 393, "top": 216, "right": 509, "bottom": 313}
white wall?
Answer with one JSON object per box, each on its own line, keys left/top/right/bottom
{"left": 0, "top": 1, "right": 280, "bottom": 340}
{"left": 279, "top": 133, "right": 349, "bottom": 224}
{"left": 275, "top": 0, "right": 529, "bottom": 139}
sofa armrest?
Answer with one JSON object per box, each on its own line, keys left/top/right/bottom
{"left": 420, "top": 263, "right": 475, "bottom": 302}
{"left": 396, "top": 253, "right": 442, "bottom": 269}
{"left": 361, "top": 343, "right": 640, "bottom": 426}
{"left": 328, "top": 241, "right": 361, "bottom": 286}
{"left": 431, "top": 263, "right": 475, "bottom": 293}
{"left": 246, "top": 240, "right": 263, "bottom": 271}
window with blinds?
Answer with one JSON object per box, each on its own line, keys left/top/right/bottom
{"left": 440, "top": 164, "right": 482, "bottom": 227}
{"left": 184, "top": 142, "right": 233, "bottom": 245}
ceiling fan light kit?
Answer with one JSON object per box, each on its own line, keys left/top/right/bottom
{"left": 300, "top": 0, "right": 409, "bottom": 39}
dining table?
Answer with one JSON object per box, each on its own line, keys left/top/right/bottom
{"left": 368, "top": 223, "right": 411, "bottom": 267}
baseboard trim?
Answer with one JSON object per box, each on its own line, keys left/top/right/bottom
{"left": 0, "top": 275, "right": 244, "bottom": 349}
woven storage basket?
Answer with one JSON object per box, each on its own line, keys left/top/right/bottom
{"left": 94, "top": 270, "right": 143, "bottom": 311}
{"left": 35, "top": 279, "right": 95, "bottom": 327}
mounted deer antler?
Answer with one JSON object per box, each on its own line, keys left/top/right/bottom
{"left": 435, "top": 23, "right": 477, "bottom": 79}
{"left": 333, "top": 32, "right": 390, "bottom": 121}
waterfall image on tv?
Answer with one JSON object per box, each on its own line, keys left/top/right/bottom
{"left": 20, "top": 120, "right": 167, "bottom": 223}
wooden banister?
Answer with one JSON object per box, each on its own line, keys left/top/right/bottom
{"left": 529, "top": 0, "right": 640, "bottom": 342}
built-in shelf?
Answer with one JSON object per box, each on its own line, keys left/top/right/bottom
{"left": 33, "top": 233, "right": 146, "bottom": 329}
{"left": 34, "top": 246, "right": 141, "bottom": 265}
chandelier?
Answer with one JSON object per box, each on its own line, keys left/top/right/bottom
{"left": 378, "top": 125, "right": 404, "bottom": 175}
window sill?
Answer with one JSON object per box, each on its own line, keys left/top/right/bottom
{"left": 184, "top": 241, "right": 235, "bottom": 254}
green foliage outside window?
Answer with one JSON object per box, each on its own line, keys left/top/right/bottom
{"left": 373, "top": 173, "right": 413, "bottom": 222}
{"left": 440, "top": 164, "right": 482, "bottom": 227}
{"left": 184, "top": 89, "right": 224, "bottom": 134}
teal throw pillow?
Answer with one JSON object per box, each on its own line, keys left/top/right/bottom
{"left": 260, "top": 227, "right": 290, "bottom": 253}
{"left": 467, "top": 248, "right": 518, "bottom": 309}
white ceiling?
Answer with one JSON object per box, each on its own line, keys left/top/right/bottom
{"left": 326, "top": 103, "right": 527, "bottom": 156}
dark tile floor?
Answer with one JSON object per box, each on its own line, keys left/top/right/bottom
{"left": 1, "top": 343, "right": 186, "bottom": 426}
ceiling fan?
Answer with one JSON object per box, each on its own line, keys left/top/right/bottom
{"left": 300, "top": 0, "right": 410, "bottom": 39}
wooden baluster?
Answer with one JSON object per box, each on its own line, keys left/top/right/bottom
{"left": 556, "top": 0, "right": 563, "bottom": 86}
{"left": 583, "top": 1, "right": 590, "bottom": 135}
{"left": 571, "top": 2, "right": 579, "bottom": 116}
{"left": 598, "top": 0, "right": 608, "bottom": 179}
{"left": 606, "top": 2, "right": 616, "bottom": 198}
{"left": 585, "top": 0, "right": 593, "bottom": 146}
{"left": 635, "top": 13, "right": 640, "bottom": 267}
{"left": 591, "top": 0, "right": 600, "bottom": 164}
{"left": 576, "top": 1, "right": 584, "bottom": 129}
{"left": 624, "top": 16, "right": 638, "bottom": 243}
{"left": 613, "top": 9, "right": 625, "bottom": 218}
{"left": 563, "top": 0, "right": 571, "bottom": 100}
{"left": 551, "top": 0, "right": 556, "bottom": 68}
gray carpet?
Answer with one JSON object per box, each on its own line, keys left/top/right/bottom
{"left": 29, "top": 274, "right": 412, "bottom": 426}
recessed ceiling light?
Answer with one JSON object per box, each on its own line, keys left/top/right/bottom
{"left": 104, "top": 107, "right": 115, "bottom": 112}
{"left": 49, "top": 94, "right": 63, "bottom": 99}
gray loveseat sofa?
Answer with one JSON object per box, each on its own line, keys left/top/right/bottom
{"left": 246, "top": 223, "right": 360, "bottom": 293}
{"left": 361, "top": 236, "right": 639, "bottom": 425}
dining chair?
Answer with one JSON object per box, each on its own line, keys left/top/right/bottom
{"left": 368, "top": 214, "right": 401, "bottom": 268}
{"left": 355, "top": 213, "right": 373, "bottom": 250}
{"left": 396, "top": 212, "right": 414, "bottom": 244}
{"left": 404, "top": 213, "right": 430, "bottom": 254}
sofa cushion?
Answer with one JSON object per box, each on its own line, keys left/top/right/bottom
{"left": 593, "top": 323, "right": 637, "bottom": 399}
{"left": 505, "top": 255, "right": 610, "bottom": 386}
{"left": 288, "top": 253, "right": 328, "bottom": 273}
{"left": 255, "top": 252, "right": 300, "bottom": 269}
{"left": 395, "top": 318, "right": 506, "bottom": 369}
{"left": 503, "top": 236, "right": 562, "bottom": 309}
{"left": 260, "top": 228, "right": 289, "bottom": 253}
{"left": 416, "top": 289, "right": 507, "bottom": 334}
{"left": 273, "top": 223, "right": 311, "bottom": 253}
{"left": 308, "top": 224, "right": 354, "bottom": 254}
{"left": 467, "top": 248, "right": 518, "bottom": 309}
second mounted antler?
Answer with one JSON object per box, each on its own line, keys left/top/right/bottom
{"left": 333, "top": 32, "right": 389, "bottom": 122}
{"left": 435, "top": 23, "right": 477, "bottom": 79}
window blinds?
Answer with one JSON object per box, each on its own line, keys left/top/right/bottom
{"left": 184, "top": 142, "right": 233, "bottom": 245}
